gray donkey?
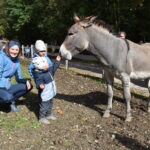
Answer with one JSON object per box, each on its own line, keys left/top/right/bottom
{"left": 60, "top": 15, "right": 150, "bottom": 122}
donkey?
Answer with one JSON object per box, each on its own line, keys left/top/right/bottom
{"left": 60, "top": 15, "right": 150, "bottom": 122}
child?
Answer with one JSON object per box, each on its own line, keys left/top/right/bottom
{"left": 28, "top": 40, "right": 61, "bottom": 124}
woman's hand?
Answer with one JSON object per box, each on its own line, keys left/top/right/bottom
{"left": 26, "top": 80, "right": 32, "bottom": 90}
{"left": 40, "top": 84, "right": 45, "bottom": 89}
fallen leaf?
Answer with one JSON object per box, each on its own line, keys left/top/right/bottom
{"left": 57, "top": 109, "right": 64, "bottom": 114}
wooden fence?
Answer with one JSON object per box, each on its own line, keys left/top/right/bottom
{"left": 21, "top": 44, "right": 70, "bottom": 69}
{"left": 21, "top": 44, "right": 60, "bottom": 58}
{"left": 21, "top": 44, "right": 97, "bottom": 70}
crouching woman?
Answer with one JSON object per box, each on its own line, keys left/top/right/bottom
{"left": 0, "top": 40, "right": 32, "bottom": 112}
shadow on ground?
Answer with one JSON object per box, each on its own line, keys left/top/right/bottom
{"left": 114, "top": 133, "right": 150, "bottom": 150}
{"left": 76, "top": 72, "right": 148, "bottom": 102}
{"left": 56, "top": 91, "right": 128, "bottom": 121}
{"left": 0, "top": 91, "right": 39, "bottom": 119}
{"left": 17, "top": 92, "right": 39, "bottom": 118}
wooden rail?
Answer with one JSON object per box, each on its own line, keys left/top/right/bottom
{"left": 21, "top": 44, "right": 97, "bottom": 70}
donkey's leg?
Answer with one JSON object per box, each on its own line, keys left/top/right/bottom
{"left": 121, "top": 73, "right": 132, "bottom": 122}
{"left": 147, "top": 79, "right": 150, "bottom": 113}
{"left": 103, "top": 71, "right": 114, "bottom": 118}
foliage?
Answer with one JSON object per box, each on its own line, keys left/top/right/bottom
{"left": 0, "top": 0, "right": 8, "bottom": 38}
{"left": 1, "top": 0, "right": 150, "bottom": 44}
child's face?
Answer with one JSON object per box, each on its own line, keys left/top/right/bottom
{"left": 38, "top": 51, "right": 46, "bottom": 56}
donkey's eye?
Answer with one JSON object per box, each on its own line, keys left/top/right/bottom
{"left": 68, "top": 33, "right": 74, "bottom": 36}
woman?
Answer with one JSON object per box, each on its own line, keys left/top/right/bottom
{"left": 0, "top": 40, "right": 32, "bottom": 112}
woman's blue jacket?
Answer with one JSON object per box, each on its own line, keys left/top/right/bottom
{"left": 0, "top": 50, "right": 28, "bottom": 89}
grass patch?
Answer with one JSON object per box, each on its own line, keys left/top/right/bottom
{"left": 11, "top": 58, "right": 33, "bottom": 84}
{"left": 0, "top": 113, "right": 40, "bottom": 135}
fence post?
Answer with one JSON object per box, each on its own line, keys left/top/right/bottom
{"left": 31, "top": 45, "right": 34, "bottom": 58}
{"left": 52, "top": 46, "right": 55, "bottom": 53}
{"left": 45, "top": 43, "right": 48, "bottom": 55}
{"left": 21, "top": 45, "right": 24, "bottom": 58}
{"left": 65, "top": 60, "right": 69, "bottom": 70}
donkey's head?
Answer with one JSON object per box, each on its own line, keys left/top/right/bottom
{"left": 60, "top": 15, "right": 96, "bottom": 60}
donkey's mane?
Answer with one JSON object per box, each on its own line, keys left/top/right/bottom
{"left": 80, "top": 16, "right": 114, "bottom": 33}
{"left": 93, "top": 19, "right": 114, "bottom": 33}
{"left": 81, "top": 16, "right": 147, "bottom": 50}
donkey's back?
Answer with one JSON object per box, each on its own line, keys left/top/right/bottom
{"left": 127, "top": 41, "right": 150, "bottom": 79}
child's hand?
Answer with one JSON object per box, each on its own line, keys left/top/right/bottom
{"left": 40, "top": 84, "right": 45, "bottom": 89}
{"left": 56, "top": 55, "right": 61, "bottom": 61}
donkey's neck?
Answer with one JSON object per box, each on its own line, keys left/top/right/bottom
{"left": 86, "top": 25, "right": 128, "bottom": 72}
{"left": 87, "top": 26, "right": 116, "bottom": 56}
{"left": 87, "top": 25, "right": 117, "bottom": 53}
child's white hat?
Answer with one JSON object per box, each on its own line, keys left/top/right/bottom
{"left": 35, "top": 40, "right": 46, "bottom": 52}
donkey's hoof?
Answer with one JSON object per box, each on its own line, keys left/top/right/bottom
{"left": 125, "top": 116, "right": 132, "bottom": 122}
{"left": 103, "top": 111, "right": 110, "bottom": 118}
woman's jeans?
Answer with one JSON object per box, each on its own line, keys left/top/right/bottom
{"left": 0, "top": 83, "right": 31, "bottom": 104}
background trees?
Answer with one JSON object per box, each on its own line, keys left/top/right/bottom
{"left": 0, "top": 0, "right": 150, "bottom": 44}
{"left": 0, "top": 0, "right": 8, "bottom": 38}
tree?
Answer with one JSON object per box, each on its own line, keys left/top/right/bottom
{"left": 1, "top": 0, "right": 150, "bottom": 43}
{"left": 0, "top": 0, "right": 8, "bottom": 38}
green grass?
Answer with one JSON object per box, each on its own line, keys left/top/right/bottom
{"left": 11, "top": 58, "right": 33, "bottom": 84}
{"left": 0, "top": 113, "right": 40, "bottom": 135}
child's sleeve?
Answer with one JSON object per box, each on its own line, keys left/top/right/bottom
{"left": 34, "top": 73, "right": 44, "bottom": 89}
{"left": 49, "top": 60, "right": 60, "bottom": 76}
{"left": 47, "top": 56, "right": 52, "bottom": 67}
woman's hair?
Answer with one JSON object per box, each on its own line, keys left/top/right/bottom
{"left": 4, "top": 40, "right": 22, "bottom": 56}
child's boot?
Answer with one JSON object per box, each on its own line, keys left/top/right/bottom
{"left": 46, "top": 114, "right": 57, "bottom": 120}
{"left": 39, "top": 118, "right": 50, "bottom": 124}
{"left": 46, "top": 99, "right": 56, "bottom": 120}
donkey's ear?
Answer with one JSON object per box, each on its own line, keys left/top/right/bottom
{"left": 89, "top": 16, "right": 97, "bottom": 23}
{"left": 80, "top": 16, "right": 97, "bottom": 28}
{"left": 73, "top": 14, "right": 80, "bottom": 22}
